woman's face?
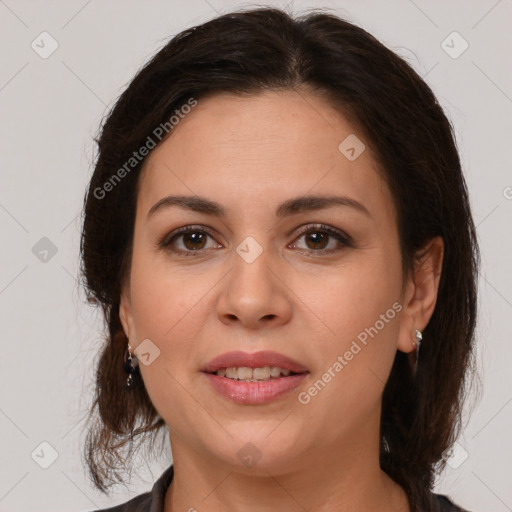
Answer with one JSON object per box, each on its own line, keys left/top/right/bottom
{"left": 120, "top": 89, "right": 415, "bottom": 473}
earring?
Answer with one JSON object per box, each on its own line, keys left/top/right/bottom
{"left": 123, "top": 342, "right": 139, "bottom": 389}
{"left": 413, "top": 329, "right": 422, "bottom": 374}
{"left": 413, "top": 329, "right": 423, "bottom": 350}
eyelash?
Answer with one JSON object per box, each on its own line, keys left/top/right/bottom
{"left": 157, "top": 223, "right": 352, "bottom": 257}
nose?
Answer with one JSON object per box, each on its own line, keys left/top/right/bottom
{"left": 216, "top": 249, "right": 292, "bottom": 330}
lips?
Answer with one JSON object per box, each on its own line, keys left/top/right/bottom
{"left": 204, "top": 372, "right": 309, "bottom": 405}
{"left": 201, "top": 350, "right": 309, "bottom": 374}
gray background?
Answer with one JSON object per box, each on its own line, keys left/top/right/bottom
{"left": 1, "top": 0, "right": 511, "bottom": 510}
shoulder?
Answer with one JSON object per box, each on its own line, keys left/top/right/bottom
{"left": 431, "top": 493, "right": 472, "bottom": 512}
{"left": 88, "top": 464, "right": 174, "bottom": 512}
{"left": 90, "top": 491, "right": 152, "bottom": 512}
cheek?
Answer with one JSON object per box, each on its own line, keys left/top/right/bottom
{"left": 127, "top": 254, "right": 213, "bottom": 423}
{"left": 300, "top": 253, "right": 403, "bottom": 396}
{"left": 311, "top": 255, "right": 401, "bottom": 339}
{"left": 126, "top": 255, "right": 188, "bottom": 370}
{"left": 129, "top": 248, "right": 201, "bottom": 338}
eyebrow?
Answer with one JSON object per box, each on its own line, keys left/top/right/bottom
{"left": 146, "top": 194, "right": 371, "bottom": 220}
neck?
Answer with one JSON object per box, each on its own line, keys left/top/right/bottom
{"left": 163, "top": 420, "right": 410, "bottom": 512}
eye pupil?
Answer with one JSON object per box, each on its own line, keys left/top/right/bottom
{"left": 183, "top": 232, "right": 206, "bottom": 250}
{"left": 306, "top": 231, "right": 328, "bottom": 250}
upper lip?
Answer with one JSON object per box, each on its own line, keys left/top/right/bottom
{"left": 202, "top": 350, "right": 309, "bottom": 374}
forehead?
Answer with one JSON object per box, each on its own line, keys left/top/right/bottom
{"left": 137, "top": 90, "right": 394, "bottom": 223}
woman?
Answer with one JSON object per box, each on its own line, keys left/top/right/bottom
{"left": 81, "top": 7, "right": 479, "bottom": 512}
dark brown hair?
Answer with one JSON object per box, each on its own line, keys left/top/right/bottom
{"left": 79, "top": 6, "right": 479, "bottom": 509}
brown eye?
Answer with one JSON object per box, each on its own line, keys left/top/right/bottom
{"left": 159, "top": 226, "right": 220, "bottom": 257}
{"left": 159, "top": 223, "right": 351, "bottom": 258}
{"left": 303, "top": 231, "right": 330, "bottom": 250}
{"left": 181, "top": 231, "right": 208, "bottom": 251}
{"left": 290, "top": 224, "right": 352, "bottom": 254}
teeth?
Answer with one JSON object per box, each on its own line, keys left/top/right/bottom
{"left": 225, "top": 367, "right": 238, "bottom": 379}
{"left": 253, "top": 367, "right": 271, "bottom": 379}
{"left": 238, "top": 367, "right": 253, "bottom": 380}
{"left": 216, "top": 366, "right": 293, "bottom": 380}
{"left": 270, "top": 366, "right": 281, "bottom": 378}
{"left": 270, "top": 366, "right": 290, "bottom": 377}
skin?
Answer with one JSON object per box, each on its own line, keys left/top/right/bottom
{"left": 119, "top": 89, "right": 444, "bottom": 512}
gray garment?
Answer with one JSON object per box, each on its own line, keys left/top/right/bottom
{"left": 90, "top": 464, "right": 470, "bottom": 512}
{"left": 91, "top": 465, "right": 174, "bottom": 512}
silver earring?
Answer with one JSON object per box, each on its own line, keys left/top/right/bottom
{"left": 123, "top": 342, "right": 139, "bottom": 389}
{"left": 413, "top": 329, "right": 422, "bottom": 374}
{"left": 413, "top": 329, "right": 423, "bottom": 350}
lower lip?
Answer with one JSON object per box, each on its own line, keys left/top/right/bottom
{"left": 203, "top": 372, "right": 309, "bottom": 405}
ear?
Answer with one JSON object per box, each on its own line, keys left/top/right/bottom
{"left": 119, "top": 283, "right": 136, "bottom": 341}
{"left": 397, "top": 236, "right": 444, "bottom": 354}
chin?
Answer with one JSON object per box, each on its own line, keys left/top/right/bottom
{"left": 207, "top": 432, "right": 304, "bottom": 475}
